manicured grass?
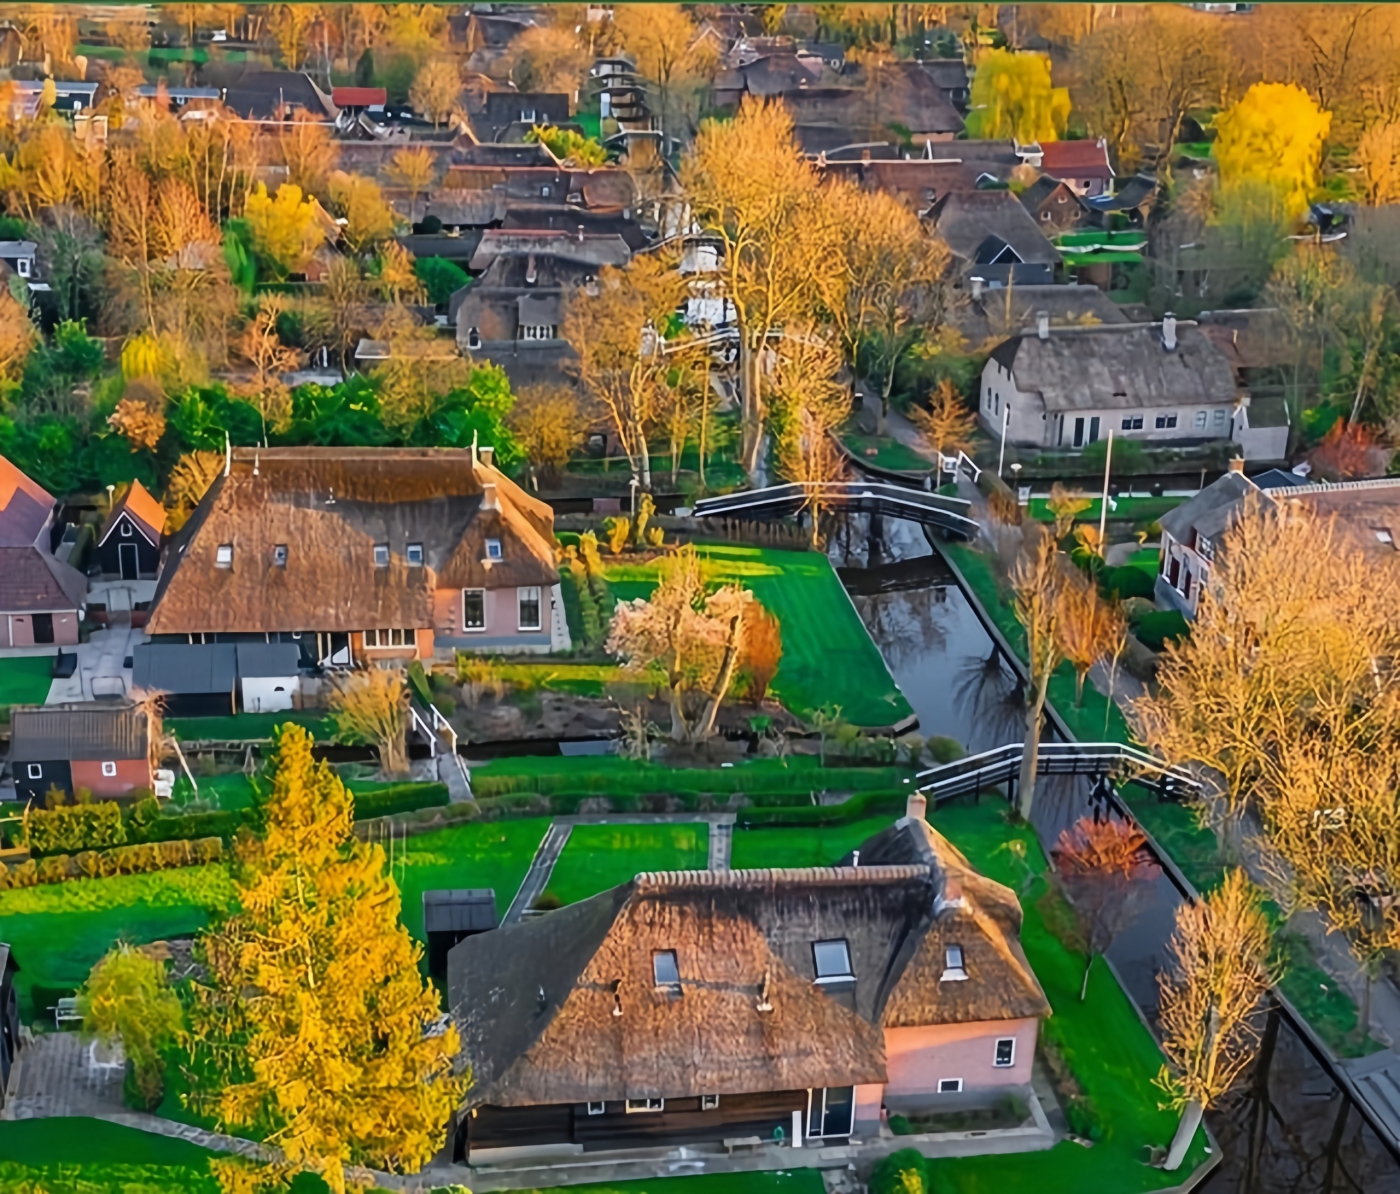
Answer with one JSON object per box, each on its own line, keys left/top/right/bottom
{"left": 0, "top": 1117, "right": 217, "bottom": 1166}
{"left": 527, "top": 1173, "right": 827, "bottom": 1194}
{"left": 1027, "top": 495, "right": 1183, "bottom": 526}
{"left": 546, "top": 823, "right": 710, "bottom": 905}
{"left": 0, "top": 866, "right": 233, "bottom": 1022}
{"left": 602, "top": 544, "right": 912, "bottom": 727}
{"left": 167, "top": 711, "right": 333, "bottom": 742}
{"left": 0, "top": 654, "right": 53, "bottom": 710}
{"left": 173, "top": 771, "right": 258, "bottom": 810}
{"left": 1124, "top": 547, "right": 1161, "bottom": 574}
{"left": 841, "top": 432, "right": 934, "bottom": 473}
{"left": 394, "top": 817, "right": 552, "bottom": 939}
{"left": 730, "top": 814, "right": 904, "bottom": 870}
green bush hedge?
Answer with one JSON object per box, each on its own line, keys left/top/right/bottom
{"left": 1132, "top": 609, "right": 1190, "bottom": 652}
{"left": 1099, "top": 564, "right": 1156, "bottom": 601}
{"left": 24, "top": 800, "right": 126, "bottom": 854}
{"left": 0, "top": 837, "right": 223, "bottom": 889}
{"left": 870, "top": 1147, "right": 934, "bottom": 1194}
{"left": 138, "top": 809, "right": 241, "bottom": 844}
{"left": 735, "top": 788, "right": 908, "bottom": 828}
{"left": 352, "top": 782, "right": 450, "bottom": 820}
{"left": 472, "top": 764, "right": 910, "bottom": 800}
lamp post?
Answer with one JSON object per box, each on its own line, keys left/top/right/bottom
{"left": 1010, "top": 462, "right": 1023, "bottom": 505}
{"left": 629, "top": 477, "right": 639, "bottom": 518}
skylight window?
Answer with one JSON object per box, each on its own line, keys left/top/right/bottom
{"left": 485, "top": 538, "right": 503, "bottom": 560}
{"left": 407, "top": 543, "right": 424, "bottom": 566}
{"left": 215, "top": 544, "right": 233, "bottom": 568}
{"left": 273, "top": 544, "right": 287, "bottom": 567}
{"left": 812, "top": 939, "right": 853, "bottom": 983}
{"left": 652, "top": 950, "right": 680, "bottom": 991}
{"left": 373, "top": 543, "right": 390, "bottom": 568}
{"left": 941, "top": 944, "right": 967, "bottom": 982}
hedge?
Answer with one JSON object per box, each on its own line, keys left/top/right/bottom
{"left": 735, "top": 788, "right": 908, "bottom": 828}
{"left": 1132, "top": 609, "right": 1190, "bottom": 652}
{"left": 870, "top": 1148, "right": 934, "bottom": 1194}
{"left": 471, "top": 764, "right": 911, "bottom": 800}
{"left": 352, "top": 782, "right": 450, "bottom": 821}
{"left": 0, "top": 837, "right": 223, "bottom": 889}
{"left": 25, "top": 801, "right": 239, "bottom": 856}
{"left": 1099, "top": 564, "right": 1156, "bottom": 601}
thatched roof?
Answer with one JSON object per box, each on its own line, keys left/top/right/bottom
{"left": 146, "top": 448, "right": 557, "bottom": 636}
{"left": 450, "top": 818, "right": 1050, "bottom": 1109}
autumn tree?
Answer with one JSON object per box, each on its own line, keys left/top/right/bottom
{"left": 267, "top": 3, "right": 319, "bottom": 69}
{"left": 612, "top": 4, "right": 716, "bottom": 149}
{"left": 606, "top": 545, "right": 761, "bottom": 742}
{"left": 1011, "top": 529, "right": 1072, "bottom": 821}
{"left": 769, "top": 332, "right": 851, "bottom": 547}
{"left": 326, "top": 170, "right": 396, "bottom": 254}
{"left": 410, "top": 57, "right": 462, "bottom": 129}
{"left": 164, "top": 450, "right": 223, "bottom": 531}
{"left": 682, "top": 99, "right": 836, "bottom": 475}
{"left": 507, "top": 383, "right": 590, "bottom": 487}
{"left": 908, "top": 380, "right": 976, "bottom": 468}
{"left": 106, "top": 10, "right": 151, "bottom": 61}
{"left": 1056, "top": 568, "right": 1126, "bottom": 706}
{"left": 0, "top": 287, "right": 37, "bottom": 389}
{"left": 1310, "top": 420, "right": 1389, "bottom": 479}
{"left": 564, "top": 253, "right": 694, "bottom": 489}
{"left": 1044, "top": 482, "right": 1091, "bottom": 540}
{"left": 527, "top": 125, "right": 607, "bottom": 167}
{"left": 1214, "top": 84, "right": 1332, "bottom": 220}
{"left": 385, "top": 145, "right": 436, "bottom": 222}
{"left": 108, "top": 376, "right": 168, "bottom": 452}
{"left": 78, "top": 943, "right": 184, "bottom": 1109}
{"left": 328, "top": 667, "right": 410, "bottom": 776}
{"left": 1354, "top": 121, "right": 1400, "bottom": 205}
{"left": 505, "top": 23, "right": 589, "bottom": 94}
{"left": 1155, "top": 869, "right": 1276, "bottom": 1171}
{"left": 191, "top": 726, "right": 462, "bottom": 1193}
{"left": 1051, "top": 816, "right": 1159, "bottom": 999}
{"left": 743, "top": 604, "right": 783, "bottom": 704}
{"left": 237, "top": 294, "right": 300, "bottom": 434}
{"left": 243, "top": 182, "right": 325, "bottom": 278}
{"left": 967, "top": 49, "right": 1069, "bottom": 143}
{"left": 273, "top": 112, "right": 340, "bottom": 197}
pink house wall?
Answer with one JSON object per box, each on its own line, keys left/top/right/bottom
{"left": 4, "top": 612, "right": 80, "bottom": 648}
{"left": 433, "top": 586, "right": 544, "bottom": 640}
{"left": 883, "top": 1017, "right": 1040, "bottom": 1107}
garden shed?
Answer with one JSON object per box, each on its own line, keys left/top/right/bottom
{"left": 132, "top": 643, "right": 236, "bottom": 718}
{"left": 235, "top": 642, "right": 301, "bottom": 713}
{"left": 424, "top": 889, "right": 497, "bottom": 980}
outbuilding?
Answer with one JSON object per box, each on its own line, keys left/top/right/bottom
{"left": 424, "top": 889, "right": 498, "bottom": 980}
{"left": 96, "top": 480, "right": 166, "bottom": 581}
{"left": 235, "top": 642, "right": 302, "bottom": 713}
{"left": 132, "top": 643, "right": 236, "bottom": 718}
{"left": 8, "top": 701, "right": 152, "bottom": 803}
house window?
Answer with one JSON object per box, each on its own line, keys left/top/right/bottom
{"left": 467, "top": 328, "right": 481, "bottom": 350}
{"left": 1121, "top": 416, "right": 1143, "bottom": 430}
{"left": 1213, "top": 408, "right": 1227, "bottom": 428}
{"left": 26, "top": 763, "right": 42, "bottom": 780}
{"left": 652, "top": 950, "right": 681, "bottom": 990}
{"left": 16, "top": 257, "right": 30, "bottom": 278}
{"left": 462, "top": 589, "right": 486, "bottom": 631}
{"left": 807, "top": 1087, "right": 855, "bottom": 1138}
{"left": 941, "top": 944, "right": 967, "bottom": 981}
{"left": 521, "top": 107, "right": 536, "bottom": 122}
{"left": 406, "top": 543, "right": 424, "bottom": 567}
{"left": 1155, "top": 414, "right": 1178, "bottom": 430}
{"left": 373, "top": 543, "right": 390, "bottom": 568}
{"left": 518, "top": 586, "right": 542, "bottom": 631}
{"left": 273, "top": 544, "right": 288, "bottom": 567}
{"left": 938, "top": 1078, "right": 964, "bottom": 1094}
{"left": 101, "top": 761, "right": 117, "bottom": 778}
{"left": 994, "top": 1038, "right": 1016, "bottom": 1067}
{"left": 1041, "top": 210, "right": 1050, "bottom": 221}
{"left": 521, "top": 324, "right": 556, "bottom": 340}
{"left": 485, "top": 539, "right": 503, "bottom": 560}
{"left": 625, "top": 1098, "right": 664, "bottom": 1113}
{"left": 701, "top": 1095, "right": 720, "bottom": 1111}
{"left": 120, "top": 521, "right": 132, "bottom": 537}
{"left": 812, "top": 939, "right": 853, "bottom": 982}
{"left": 1195, "top": 410, "right": 1208, "bottom": 430}
{"left": 216, "top": 543, "right": 233, "bottom": 568}
{"left": 1375, "top": 528, "right": 1395, "bottom": 546}
{"left": 364, "top": 628, "right": 414, "bottom": 648}
{"left": 540, "top": 184, "right": 551, "bottom": 197}
{"left": 586, "top": 1101, "right": 606, "bottom": 1115}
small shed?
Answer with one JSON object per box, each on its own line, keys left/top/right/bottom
{"left": 235, "top": 642, "right": 301, "bottom": 713}
{"left": 424, "top": 889, "right": 497, "bottom": 980}
{"left": 0, "top": 943, "right": 19, "bottom": 1105}
{"left": 96, "top": 481, "right": 166, "bottom": 580}
{"left": 8, "top": 702, "right": 151, "bottom": 802}
{"left": 132, "top": 643, "right": 236, "bottom": 718}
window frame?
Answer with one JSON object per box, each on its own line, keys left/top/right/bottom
{"left": 941, "top": 943, "right": 968, "bottom": 981}
{"left": 938, "top": 1078, "right": 964, "bottom": 1094}
{"left": 485, "top": 538, "right": 503, "bottom": 560}
{"left": 120, "top": 521, "right": 132, "bottom": 537}
{"left": 652, "top": 949, "right": 681, "bottom": 990}
{"left": 700, "top": 1094, "right": 720, "bottom": 1111}
{"left": 462, "top": 588, "right": 486, "bottom": 632}
{"left": 215, "top": 543, "right": 233, "bottom": 568}
{"left": 586, "top": 1101, "right": 606, "bottom": 1116}
{"left": 26, "top": 763, "right": 42, "bottom": 780}
{"left": 273, "top": 544, "right": 288, "bottom": 567}
{"left": 1194, "top": 410, "right": 1208, "bottom": 430}
{"left": 101, "top": 761, "right": 117, "bottom": 778}
{"left": 994, "top": 1037, "right": 1016, "bottom": 1068}
{"left": 624, "top": 1097, "right": 664, "bottom": 1114}
{"left": 406, "top": 543, "right": 424, "bottom": 567}
{"left": 518, "top": 585, "right": 542, "bottom": 632}
{"left": 811, "top": 938, "right": 854, "bottom": 983}
{"left": 373, "top": 543, "right": 390, "bottom": 569}
{"left": 364, "top": 628, "right": 414, "bottom": 649}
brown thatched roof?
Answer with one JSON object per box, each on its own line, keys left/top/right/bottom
{"left": 450, "top": 824, "right": 1050, "bottom": 1109}
{"left": 146, "top": 448, "right": 557, "bottom": 636}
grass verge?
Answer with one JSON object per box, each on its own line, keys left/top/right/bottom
{"left": 167, "top": 712, "right": 334, "bottom": 742}
{"left": 545, "top": 823, "right": 709, "bottom": 906}
{"left": 0, "top": 654, "right": 54, "bottom": 712}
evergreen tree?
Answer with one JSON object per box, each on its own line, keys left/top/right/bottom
{"left": 191, "top": 725, "right": 462, "bottom": 1193}
{"left": 354, "top": 47, "right": 375, "bottom": 89}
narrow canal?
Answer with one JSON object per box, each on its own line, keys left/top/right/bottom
{"left": 836, "top": 513, "right": 1400, "bottom": 1194}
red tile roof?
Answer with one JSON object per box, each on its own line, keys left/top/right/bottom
{"left": 332, "top": 86, "right": 386, "bottom": 108}
{"left": 1039, "top": 139, "right": 1113, "bottom": 178}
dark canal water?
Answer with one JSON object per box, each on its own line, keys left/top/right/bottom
{"left": 834, "top": 513, "right": 1400, "bottom": 1194}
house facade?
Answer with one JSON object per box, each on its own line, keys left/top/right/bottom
{"left": 8, "top": 701, "right": 153, "bottom": 803}
{"left": 979, "top": 317, "right": 1239, "bottom": 448}
{"left": 448, "top": 796, "right": 1049, "bottom": 1165}
{"left": 1038, "top": 139, "right": 1114, "bottom": 198}
{"left": 96, "top": 480, "right": 166, "bottom": 581}
{"left": 0, "top": 455, "right": 85, "bottom": 649}
{"left": 144, "top": 447, "right": 569, "bottom": 664}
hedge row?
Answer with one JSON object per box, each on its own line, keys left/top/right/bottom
{"left": 0, "top": 837, "right": 223, "bottom": 889}
{"left": 351, "top": 782, "right": 450, "bottom": 821}
{"left": 471, "top": 764, "right": 911, "bottom": 799}
{"left": 24, "top": 799, "right": 241, "bottom": 857}
{"left": 735, "top": 788, "right": 910, "bottom": 828}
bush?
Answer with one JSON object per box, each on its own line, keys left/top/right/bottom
{"left": 139, "top": 809, "right": 241, "bottom": 844}
{"left": 870, "top": 1147, "right": 933, "bottom": 1194}
{"left": 1132, "top": 609, "right": 1190, "bottom": 652}
{"left": 1065, "top": 1094, "right": 1104, "bottom": 1141}
{"left": 0, "top": 837, "right": 222, "bottom": 889}
{"left": 25, "top": 800, "right": 127, "bottom": 854}
{"left": 352, "top": 782, "right": 450, "bottom": 821}
{"left": 1099, "top": 564, "right": 1156, "bottom": 601}
{"left": 927, "top": 736, "right": 966, "bottom": 765}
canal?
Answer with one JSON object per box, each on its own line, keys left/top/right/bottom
{"left": 837, "top": 513, "right": 1400, "bottom": 1194}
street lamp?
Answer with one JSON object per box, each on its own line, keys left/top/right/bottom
{"left": 629, "top": 477, "right": 639, "bottom": 518}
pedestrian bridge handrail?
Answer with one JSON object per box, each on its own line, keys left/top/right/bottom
{"left": 692, "top": 481, "right": 979, "bottom": 539}
{"left": 916, "top": 740, "right": 1202, "bottom": 804}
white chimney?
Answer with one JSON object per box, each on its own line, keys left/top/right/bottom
{"left": 1036, "top": 310, "right": 1049, "bottom": 340}
{"left": 970, "top": 276, "right": 985, "bottom": 300}
{"left": 1162, "top": 312, "right": 1178, "bottom": 352}
{"left": 482, "top": 483, "right": 498, "bottom": 511}
{"left": 479, "top": 446, "right": 495, "bottom": 468}
{"left": 905, "top": 791, "right": 927, "bottom": 822}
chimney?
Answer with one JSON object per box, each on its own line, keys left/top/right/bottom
{"left": 905, "top": 791, "right": 927, "bottom": 822}
{"left": 482, "top": 482, "right": 498, "bottom": 511}
{"left": 479, "top": 445, "right": 495, "bottom": 468}
{"left": 1162, "top": 312, "right": 1178, "bottom": 352}
{"left": 1228, "top": 457, "right": 1246, "bottom": 474}
{"left": 970, "top": 276, "right": 985, "bottom": 301}
{"left": 576, "top": 224, "right": 585, "bottom": 243}
{"left": 1036, "top": 310, "right": 1049, "bottom": 340}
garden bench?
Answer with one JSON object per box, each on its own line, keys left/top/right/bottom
{"left": 723, "top": 1136, "right": 763, "bottom": 1153}
{"left": 53, "top": 997, "right": 82, "bottom": 1030}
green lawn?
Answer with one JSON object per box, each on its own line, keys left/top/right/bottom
{"left": 0, "top": 1117, "right": 222, "bottom": 1192}
{"left": 730, "top": 813, "right": 903, "bottom": 870}
{"left": 602, "top": 544, "right": 912, "bottom": 727}
{"left": 545, "top": 823, "right": 710, "bottom": 906}
{"left": 493, "top": 659, "right": 625, "bottom": 696}
{"left": 528, "top": 1174, "right": 827, "bottom": 1194}
{"left": 1026, "top": 495, "right": 1182, "bottom": 526}
{"left": 1124, "top": 547, "right": 1161, "bottom": 574}
{"left": 0, "top": 654, "right": 53, "bottom": 710}
{"left": 841, "top": 432, "right": 934, "bottom": 473}
{"left": 167, "top": 712, "right": 334, "bottom": 741}
{"left": 395, "top": 817, "right": 552, "bottom": 939}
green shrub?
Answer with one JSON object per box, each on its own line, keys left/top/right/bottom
{"left": 139, "top": 810, "right": 241, "bottom": 844}
{"left": 352, "top": 782, "right": 450, "bottom": 821}
{"left": 1065, "top": 1094, "right": 1104, "bottom": 1140}
{"left": 736, "top": 789, "right": 907, "bottom": 828}
{"left": 533, "top": 889, "right": 563, "bottom": 911}
{"left": 25, "top": 800, "right": 126, "bottom": 855}
{"left": 927, "top": 736, "right": 966, "bottom": 765}
{"left": 1132, "top": 609, "right": 1190, "bottom": 652}
{"left": 1099, "top": 564, "right": 1156, "bottom": 601}
{"left": 887, "top": 1113, "right": 914, "bottom": 1135}
{"left": 870, "top": 1147, "right": 932, "bottom": 1194}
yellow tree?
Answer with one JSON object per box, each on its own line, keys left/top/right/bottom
{"left": 410, "top": 57, "right": 462, "bottom": 129}
{"left": 769, "top": 332, "right": 851, "bottom": 547}
{"left": 612, "top": 4, "right": 715, "bottom": 148}
{"left": 1045, "top": 481, "right": 1091, "bottom": 540}
{"left": 1356, "top": 121, "right": 1400, "bottom": 205}
{"left": 1055, "top": 567, "right": 1126, "bottom": 706}
{"left": 191, "top": 726, "right": 462, "bottom": 1193}
{"left": 505, "top": 23, "right": 589, "bottom": 94}
{"left": 1214, "top": 83, "right": 1332, "bottom": 220}
{"left": 267, "top": 2, "right": 321, "bottom": 69}
{"left": 1155, "top": 869, "right": 1276, "bottom": 1171}
{"left": 682, "top": 99, "right": 835, "bottom": 475}
{"left": 328, "top": 667, "right": 410, "bottom": 776}
{"left": 606, "top": 544, "right": 758, "bottom": 742}
{"left": 238, "top": 294, "right": 300, "bottom": 433}
{"left": 243, "top": 182, "right": 325, "bottom": 278}
{"left": 1011, "top": 528, "right": 1070, "bottom": 821}
{"left": 908, "top": 379, "right": 976, "bottom": 467}
{"left": 0, "top": 288, "right": 37, "bottom": 387}
{"left": 967, "top": 49, "right": 1070, "bottom": 142}
{"left": 326, "top": 170, "right": 397, "bottom": 254}
{"left": 273, "top": 112, "right": 339, "bottom": 197}
{"left": 163, "top": 450, "right": 223, "bottom": 531}
{"left": 385, "top": 145, "right": 436, "bottom": 222}
{"left": 78, "top": 943, "right": 184, "bottom": 1109}
{"left": 507, "top": 383, "right": 590, "bottom": 487}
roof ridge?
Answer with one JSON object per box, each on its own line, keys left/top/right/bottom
{"left": 634, "top": 865, "right": 930, "bottom": 890}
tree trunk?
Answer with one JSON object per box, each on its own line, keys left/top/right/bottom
{"left": 694, "top": 614, "right": 745, "bottom": 741}
{"left": 1163, "top": 1100, "right": 1202, "bottom": 1171}
{"left": 878, "top": 357, "right": 898, "bottom": 437}
{"left": 1080, "top": 952, "right": 1093, "bottom": 1001}
{"left": 1244, "top": 1004, "right": 1280, "bottom": 1194}
{"left": 739, "top": 336, "right": 764, "bottom": 482}
{"left": 1016, "top": 670, "right": 1050, "bottom": 821}
{"left": 668, "top": 684, "right": 690, "bottom": 741}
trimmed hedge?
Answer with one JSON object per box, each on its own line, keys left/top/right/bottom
{"left": 138, "top": 810, "right": 241, "bottom": 844}
{"left": 471, "top": 764, "right": 911, "bottom": 800}
{"left": 24, "top": 801, "right": 126, "bottom": 854}
{"left": 870, "top": 1148, "right": 934, "bottom": 1194}
{"left": 352, "top": 782, "right": 450, "bottom": 821}
{"left": 1132, "top": 609, "right": 1190, "bottom": 652}
{"left": 0, "top": 837, "right": 223, "bottom": 889}
{"left": 736, "top": 788, "right": 908, "bottom": 828}
{"left": 1099, "top": 564, "right": 1156, "bottom": 601}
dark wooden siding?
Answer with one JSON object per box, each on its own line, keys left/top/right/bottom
{"left": 467, "top": 1089, "right": 807, "bottom": 1156}
{"left": 97, "top": 517, "right": 161, "bottom": 579}
{"left": 15, "top": 760, "right": 73, "bottom": 804}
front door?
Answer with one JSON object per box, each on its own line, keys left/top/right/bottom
{"left": 807, "top": 1087, "right": 855, "bottom": 1139}
{"left": 118, "top": 541, "right": 139, "bottom": 580}
{"left": 1089, "top": 416, "right": 1101, "bottom": 444}
{"left": 32, "top": 613, "right": 54, "bottom": 644}
{"left": 1073, "top": 417, "right": 1085, "bottom": 447}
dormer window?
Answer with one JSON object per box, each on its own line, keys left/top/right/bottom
{"left": 407, "top": 543, "right": 424, "bottom": 567}
{"left": 373, "top": 544, "right": 389, "bottom": 568}
{"left": 16, "top": 257, "right": 29, "bottom": 278}
{"left": 485, "top": 539, "right": 502, "bottom": 560}
{"left": 812, "top": 939, "right": 853, "bottom": 983}
{"left": 273, "top": 544, "right": 288, "bottom": 567}
{"left": 652, "top": 950, "right": 681, "bottom": 992}
{"left": 216, "top": 544, "right": 233, "bottom": 568}
{"left": 941, "top": 944, "right": 968, "bottom": 981}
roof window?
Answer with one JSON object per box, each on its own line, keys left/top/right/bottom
{"left": 373, "top": 543, "right": 390, "bottom": 568}
{"left": 215, "top": 544, "right": 233, "bottom": 568}
{"left": 941, "top": 944, "right": 968, "bottom": 982}
{"left": 273, "top": 544, "right": 288, "bottom": 567}
{"left": 485, "top": 538, "right": 503, "bottom": 560}
{"left": 407, "top": 543, "right": 424, "bottom": 566}
{"left": 812, "top": 939, "right": 853, "bottom": 983}
{"left": 652, "top": 950, "right": 681, "bottom": 992}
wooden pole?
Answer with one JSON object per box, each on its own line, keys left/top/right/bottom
{"left": 1098, "top": 429, "right": 1114, "bottom": 546}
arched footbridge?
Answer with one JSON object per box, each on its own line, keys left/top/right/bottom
{"left": 692, "top": 481, "right": 980, "bottom": 540}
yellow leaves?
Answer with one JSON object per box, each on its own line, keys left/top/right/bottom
{"left": 1355, "top": 120, "right": 1400, "bottom": 205}
{"left": 327, "top": 171, "right": 397, "bottom": 254}
{"left": 107, "top": 379, "right": 168, "bottom": 453}
{"left": 0, "top": 286, "right": 36, "bottom": 385}
{"left": 328, "top": 669, "right": 411, "bottom": 777}
{"left": 967, "top": 49, "right": 1070, "bottom": 143}
{"left": 908, "top": 381, "right": 977, "bottom": 463}
{"left": 243, "top": 182, "right": 326, "bottom": 278}
{"left": 1214, "top": 83, "right": 1332, "bottom": 219}
{"left": 410, "top": 57, "right": 464, "bottom": 129}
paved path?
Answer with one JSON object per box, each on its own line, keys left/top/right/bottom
{"left": 708, "top": 819, "right": 733, "bottom": 871}
{"left": 503, "top": 822, "right": 573, "bottom": 924}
